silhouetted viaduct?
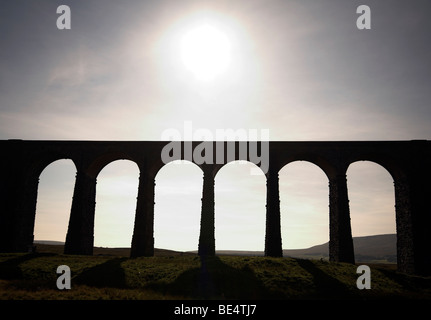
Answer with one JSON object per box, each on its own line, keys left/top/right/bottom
{"left": 0, "top": 140, "right": 430, "bottom": 275}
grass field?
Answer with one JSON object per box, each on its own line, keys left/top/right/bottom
{"left": 0, "top": 249, "right": 430, "bottom": 300}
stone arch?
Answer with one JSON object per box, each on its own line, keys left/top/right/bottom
{"left": 147, "top": 156, "right": 171, "bottom": 181}
{"left": 154, "top": 159, "right": 204, "bottom": 179}
{"left": 278, "top": 160, "right": 330, "bottom": 252}
{"left": 153, "top": 158, "right": 205, "bottom": 181}
{"left": 213, "top": 159, "right": 266, "bottom": 178}
{"left": 87, "top": 152, "right": 141, "bottom": 179}
{"left": 347, "top": 160, "right": 397, "bottom": 263}
{"left": 34, "top": 159, "right": 76, "bottom": 244}
{"left": 18, "top": 155, "right": 78, "bottom": 251}
{"left": 94, "top": 159, "right": 140, "bottom": 248}
{"left": 150, "top": 141, "right": 222, "bottom": 180}
{"left": 153, "top": 159, "right": 203, "bottom": 252}
{"left": 346, "top": 153, "right": 406, "bottom": 183}
{"left": 214, "top": 160, "right": 266, "bottom": 251}
{"left": 29, "top": 154, "right": 78, "bottom": 181}
{"left": 276, "top": 152, "right": 337, "bottom": 181}
{"left": 2, "top": 140, "right": 429, "bottom": 275}
{"left": 347, "top": 160, "right": 396, "bottom": 234}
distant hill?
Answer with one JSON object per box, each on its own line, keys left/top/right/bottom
{"left": 283, "top": 234, "right": 397, "bottom": 263}
{"left": 34, "top": 240, "right": 65, "bottom": 245}
{"left": 34, "top": 234, "right": 397, "bottom": 263}
{"left": 216, "top": 234, "right": 397, "bottom": 263}
{"left": 33, "top": 241, "right": 195, "bottom": 257}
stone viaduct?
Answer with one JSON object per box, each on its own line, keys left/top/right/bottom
{"left": 0, "top": 140, "right": 430, "bottom": 275}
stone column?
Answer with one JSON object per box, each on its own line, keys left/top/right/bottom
{"left": 393, "top": 177, "right": 416, "bottom": 274}
{"left": 64, "top": 170, "right": 97, "bottom": 255}
{"left": 0, "top": 175, "right": 11, "bottom": 252}
{"left": 198, "top": 165, "right": 215, "bottom": 256}
{"left": 265, "top": 168, "right": 283, "bottom": 257}
{"left": 328, "top": 174, "right": 355, "bottom": 263}
{"left": 10, "top": 174, "right": 40, "bottom": 252}
{"left": 130, "top": 170, "right": 155, "bottom": 257}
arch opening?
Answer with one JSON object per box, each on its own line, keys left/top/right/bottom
{"left": 215, "top": 160, "right": 266, "bottom": 252}
{"left": 347, "top": 161, "right": 397, "bottom": 263}
{"left": 34, "top": 159, "right": 76, "bottom": 244}
{"left": 94, "top": 160, "right": 139, "bottom": 248}
{"left": 154, "top": 160, "right": 203, "bottom": 252}
{"left": 279, "top": 161, "right": 329, "bottom": 254}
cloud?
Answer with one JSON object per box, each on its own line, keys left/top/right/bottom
{"left": 47, "top": 46, "right": 109, "bottom": 88}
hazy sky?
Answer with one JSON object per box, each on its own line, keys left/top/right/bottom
{"left": 1, "top": 0, "right": 430, "bottom": 251}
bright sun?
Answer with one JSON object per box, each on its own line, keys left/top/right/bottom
{"left": 180, "top": 24, "right": 231, "bottom": 81}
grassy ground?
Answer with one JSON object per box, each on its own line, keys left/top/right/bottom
{"left": 0, "top": 251, "right": 430, "bottom": 300}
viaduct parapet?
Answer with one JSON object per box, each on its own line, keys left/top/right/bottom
{"left": 0, "top": 140, "right": 430, "bottom": 275}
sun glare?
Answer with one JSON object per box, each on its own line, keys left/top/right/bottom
{"left": 180, "top": 24, "right": 231, "bottom": 81}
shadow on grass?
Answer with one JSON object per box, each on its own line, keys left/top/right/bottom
{"left": 378, "top": 267, "right": 431, "bottom": 294}
{"left": 147, "top": 256, "right": 272, "bottom": 299}
{"left": 0, "top": 253, "right": 55, "bottom": 280}
{"left": 74, "top": 257, "right": 128, "bottom": 288}
{"left": 296, "top": 259, "right": 353, "bottom": 299}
